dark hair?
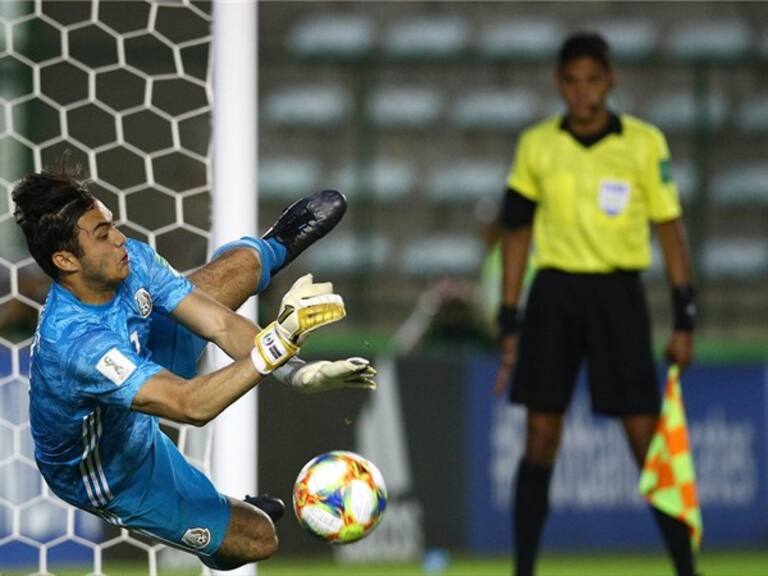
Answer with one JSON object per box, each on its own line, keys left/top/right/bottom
{"left": 558, "top": 32, "right": 612, "bottom": 70}
{"left": 12, "top": 172, "right": 96, "bottom": 280}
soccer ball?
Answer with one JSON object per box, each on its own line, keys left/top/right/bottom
{"left": 292, "top": 450, "right": 387, "bottom": 544}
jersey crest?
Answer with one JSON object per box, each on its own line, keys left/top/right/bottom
{"left": 134, "top": 288, "right": 153, "bottom": 318}
{"left": 182, "top": 527, "right": 211, "bottom": 549}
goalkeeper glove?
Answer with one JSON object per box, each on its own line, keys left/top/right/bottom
{"left": 251, "top": 274, "right": 345, "bottom": 375}
{"left": 274, "top": 357, "right": 377, "bottom": 393}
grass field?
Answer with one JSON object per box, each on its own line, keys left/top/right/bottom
{"left": 259, "top": 552, "right": 767, "bottom": 576}
{"left": 6, "top": 551, "right": 768, "bottom": 576}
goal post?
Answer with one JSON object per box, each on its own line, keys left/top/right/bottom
{"left": 211, "top": 0, "right": 258, "bottom": 575}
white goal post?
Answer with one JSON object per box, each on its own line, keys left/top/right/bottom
{"left": 211, "top": 0, "right": 258, "bottom": 575}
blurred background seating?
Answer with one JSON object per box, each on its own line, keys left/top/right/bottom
{"left": 255, "top": 0, "right": 768, "bottom": 346}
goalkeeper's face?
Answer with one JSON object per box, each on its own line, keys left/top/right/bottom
{"left": 72, "top": 201, "right": 130, "bottom": 288}
{"left": 557, "top": 56, "right": 614, "bottom": 122}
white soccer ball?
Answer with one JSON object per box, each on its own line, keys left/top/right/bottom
{"left": 292, "top": 450, "right": 387, "bottom": 544}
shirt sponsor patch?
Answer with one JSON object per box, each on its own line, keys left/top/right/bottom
{"left": 598, "top": 180, "right": 631, "bottom": 217}
{"left": 96, "top": 348, "right": 136, "bottom": 386}
{"left": 182, "top": 527, "right": 211, "bottom": 549}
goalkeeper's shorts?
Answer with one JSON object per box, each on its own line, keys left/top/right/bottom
{"left": 509, "top": 268, "right": 660, "bottom": 416}
{"left": 95, "top": 431, "right": 230, "bottom": 559}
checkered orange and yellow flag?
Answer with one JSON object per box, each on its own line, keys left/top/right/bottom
{"left": 639, "top": 365, "right": 702, "bottom": 549}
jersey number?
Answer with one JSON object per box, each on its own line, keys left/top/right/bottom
{"left": 130, "top": 331, "right": 141, "bottom": 354}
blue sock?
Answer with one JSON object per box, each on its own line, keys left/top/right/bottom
{"left": 211, "top": 236, "right": 287, "bottom": 294}
{"left": 264, "top": 237, "right": 287, "bottom": 270}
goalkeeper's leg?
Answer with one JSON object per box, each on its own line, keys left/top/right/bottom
{"left": 147, "top": 189, "right": 347, "bottom": 377}
{"left": 198, "top": 497, "right": 280, "bottom": 571}
{"left": 191, "top": 188, "right": 347, "bottom": 308}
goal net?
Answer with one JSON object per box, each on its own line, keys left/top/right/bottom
{"left": 0, "top": 1, "right": 215, "bottom": 573}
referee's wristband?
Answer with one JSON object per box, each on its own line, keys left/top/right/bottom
{"left": 671, "top": 285, "right": 696, "bottom": 332}
{"left": 497, "top": 305, "right": 520, "bottom": 338}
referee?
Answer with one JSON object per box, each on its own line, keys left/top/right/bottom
{"left": 494, "top": 33, "right": 697, "bottom": 576}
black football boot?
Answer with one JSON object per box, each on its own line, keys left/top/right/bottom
{"left": 262, "top": 189, "right": 347, "bottom": 274}
{"left": 244, "top": 494, "right": 286, "bottom": 523}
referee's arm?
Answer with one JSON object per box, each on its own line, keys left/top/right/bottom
{"left": 500, "top": 188, "right": 535, "bottom": 320}
{"left": 493, "top": 188, "right": 535, "bottom": 396}
{"left": 656, "top": 218, "right": 695, "bottom": 370}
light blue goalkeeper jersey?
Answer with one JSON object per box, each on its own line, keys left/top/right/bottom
{"left": 29, "top": 238, "right": 193, "bottom": 513}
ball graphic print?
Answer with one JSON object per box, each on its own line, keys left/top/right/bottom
{"left": 292, "top": 451, "right": 388, "bottom": 544}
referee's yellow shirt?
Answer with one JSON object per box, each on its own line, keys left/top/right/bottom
{"left": 507, "top": 114, "right": 681, "bottom": 273}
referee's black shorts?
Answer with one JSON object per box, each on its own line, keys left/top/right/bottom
{"left": 510, "top": 268, "right": 660, "bottom": 417}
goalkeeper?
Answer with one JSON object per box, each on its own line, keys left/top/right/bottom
{"left": 12, "top": 171, "right": 375, "bottom": 570}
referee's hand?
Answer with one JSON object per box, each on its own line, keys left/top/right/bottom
{"left": 665, "top": 330, "right": 694, "bottom": 372}
{"left": 493, "top": 334, "right": 518, "bottom": 397}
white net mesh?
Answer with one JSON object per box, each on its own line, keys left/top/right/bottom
{"left": 0, "top": 1, "right": 213, "bottom": 573}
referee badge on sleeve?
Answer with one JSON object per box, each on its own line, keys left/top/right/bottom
{"left": 599, "top": 180, "right": 631, "bottom": 217}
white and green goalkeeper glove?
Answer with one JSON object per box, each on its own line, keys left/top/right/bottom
{"left": 274, "top": 357, "right": 377, "bottom": 393}
{"left": 251, "top": 274, "right": 346, "bottom": 375}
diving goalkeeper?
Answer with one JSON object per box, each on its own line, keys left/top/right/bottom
{"left": 12, "top": 171, "right": 375, "bottom": 570}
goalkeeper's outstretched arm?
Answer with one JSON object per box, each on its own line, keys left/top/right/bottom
{"left": 131, "top": 274, "right": 345, "bottom": 425}
{"left": 171, "top": 286, "right": 263, "bottom": 360}
{"left": 132, "top": 357, "right": 267, "bottom": 426}
{"left": 173, "top": 272, "right": 378, "bottom": 393}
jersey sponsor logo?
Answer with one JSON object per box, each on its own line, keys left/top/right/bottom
{"left": 598, "top": 180, "right": 631, "bottom": 217}
{"left": 182, "top": 527, "right": 211, "bottom": 549}
{"left": 96, "top": 348, "right": 136, "bottom": 386}
{"left": 134, "top": 288, "right": 153, "bottom": 318}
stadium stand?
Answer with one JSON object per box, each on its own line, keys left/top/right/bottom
{"left": 331, "top": 159, "right": 416, "bottom": 201}
{"left": 703, "top": 239, "right": 768, "bottom": 279}
{"left": 644, "top": 91, "right": 729, "bottom": 132}
{"left": 382, "top": 16, "right": 469, "bottom": 58}
{"left": 667, "top": 20, "right": 751, "bottom": 61}
{"left": 711, "top": 164, "right": 768, "bottom": 205}
{"left": 451, "top": 89, "right": 537, "bottom": 130}
{"left": 401, "top": 235, "right": 484, "bottom": 277}
{"left": 368, "top": 86, "right": 443, "bottom": 127}
{"left": 262, "top": 84, "right": 350, "bottom": 127}
{"left": 288, "top": 15, "right": 374, "bottom": 58}
{"left": 477, "top": 18, "right": 563, "bottom": 59}
{"left": 306, "top": 234, "right": 392, "bottom": 275}
{"left": 737, "top": 94, "right": 768, "bottom": 133}
{"left": 759, "top": 29, "right": 768, "bottom": 58}
{"left": 256, "top": 1, "right": 768, "bottom": 339}
{"left": 426, "top": 160, "right": 509, "bottom": 203}
{"left": 258, "top": 157, "right": 322, "bottom": 200}
{"left": 591, "top": 19, "right": 658, "bottom": 61}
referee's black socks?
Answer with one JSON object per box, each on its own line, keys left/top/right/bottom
{"left": 512, "top": 462, "right": 697, "bottom": 576}
{"left": 513, "top": 460, "right": 553, "bottom": 576}
{"left": 651, "top": 507, "right": 698, "bottom": 576}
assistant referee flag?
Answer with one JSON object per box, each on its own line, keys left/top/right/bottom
{"left": 639, "top": 365, "right": 702, "bottom": 549}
